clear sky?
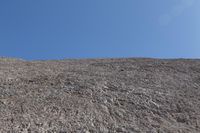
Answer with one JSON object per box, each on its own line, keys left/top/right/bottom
{"left": 0, "top": 0, "right": 199, "bottom": 60}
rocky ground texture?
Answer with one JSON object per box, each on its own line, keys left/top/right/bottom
{"left": 0, "top": 57, "right": 200, "bottom": 133}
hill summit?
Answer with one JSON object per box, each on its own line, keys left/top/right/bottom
{"left": 0, "top": 58, "right": 200, "bottom": 132}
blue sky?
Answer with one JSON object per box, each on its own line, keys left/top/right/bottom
{"left": 0, "top": 0, "right": 199, "bottom": 60}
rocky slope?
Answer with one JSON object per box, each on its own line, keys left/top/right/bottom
{"left": 0, "top": 58, "right": 200, "bottom": 133}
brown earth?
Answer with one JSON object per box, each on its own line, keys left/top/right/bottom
{"left": 0, "top": 57, "right": 200, "bottom": 133}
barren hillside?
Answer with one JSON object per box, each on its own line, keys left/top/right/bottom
{"left": 0, "top": 58, "right": 200, "bottom": 132}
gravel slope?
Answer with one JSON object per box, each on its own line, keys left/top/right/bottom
{"left": 0, "top": 58, "right": 200, "bottom": 133}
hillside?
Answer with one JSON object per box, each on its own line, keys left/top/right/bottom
{"left": 0, "top": 58, "right": 200, "bottom": 132}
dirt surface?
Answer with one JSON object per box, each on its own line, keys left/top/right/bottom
{"left": 0, "top": 57, "right": 200, "bottom": 133}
